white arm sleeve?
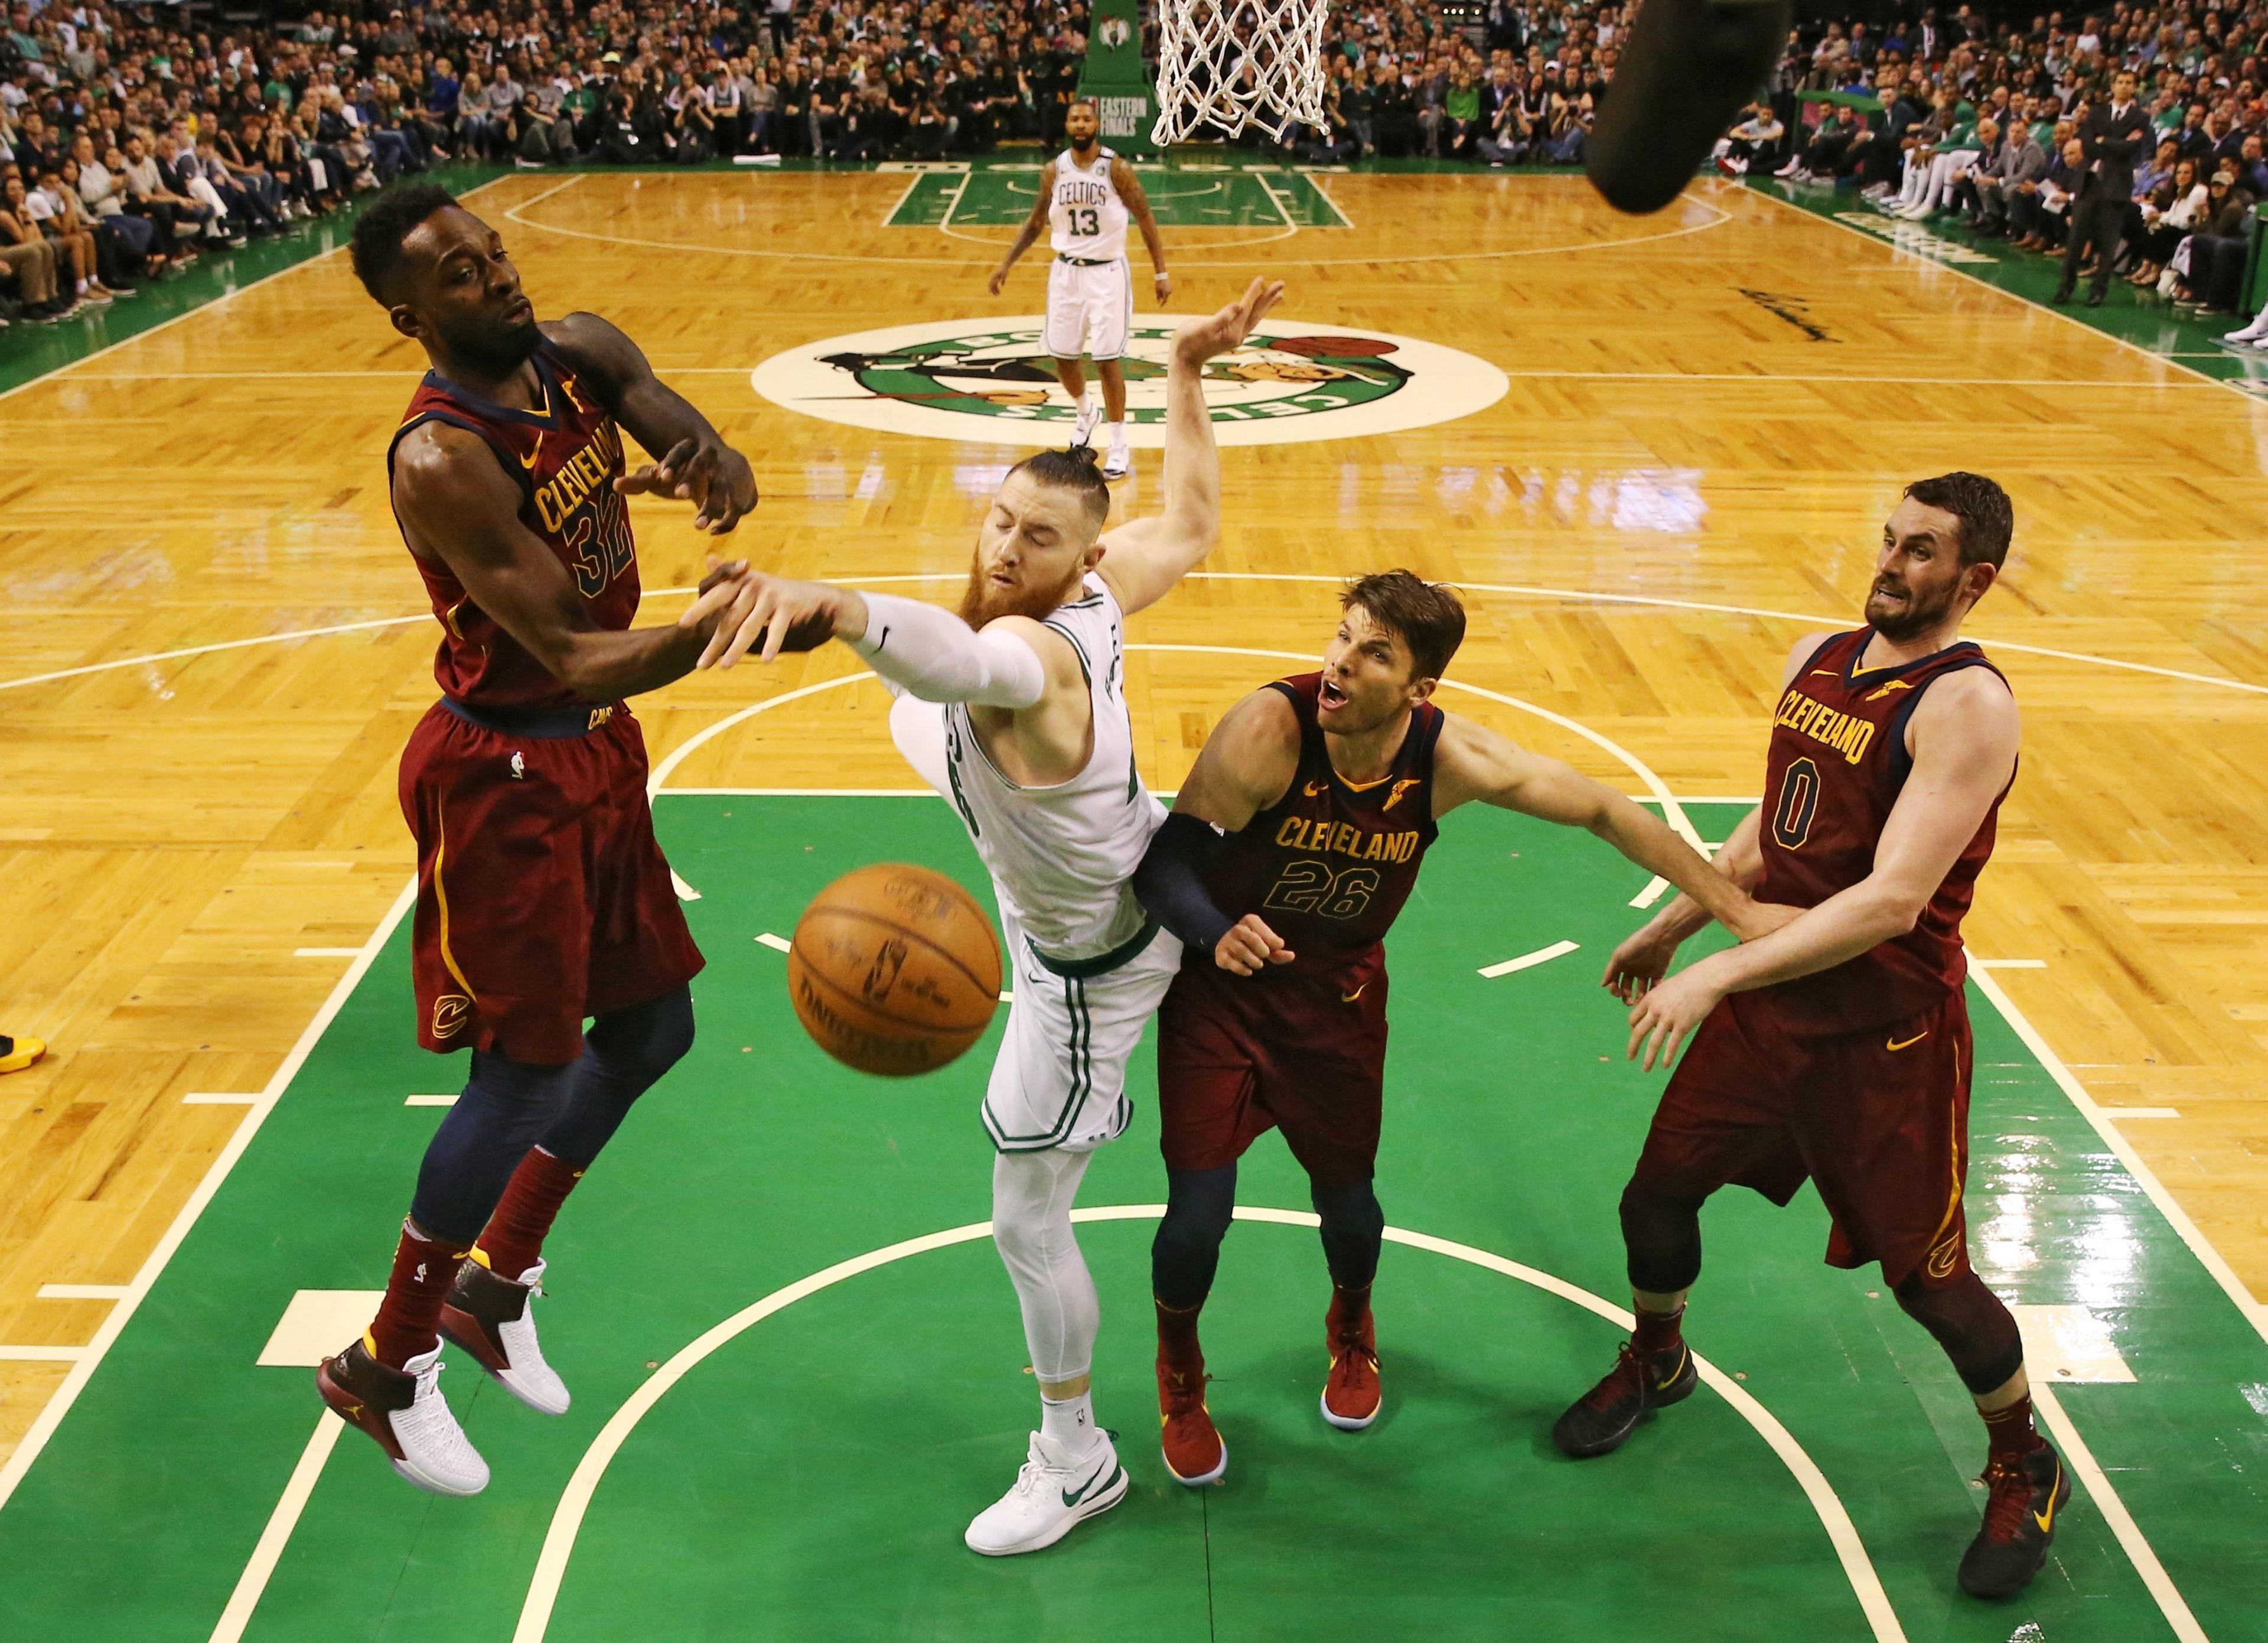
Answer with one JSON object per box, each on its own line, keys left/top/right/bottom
{"left": 848, "top": 591, "right": 1048, "bottom": 710}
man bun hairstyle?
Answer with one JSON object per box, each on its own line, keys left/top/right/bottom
{"left": 1342, "top": 570, "right": 1467, "bottom": 683}
{"left": 350, "top": 181, "right": 458, "bottom": 305}
{"left": 1903, "top": 471, "right": 2013, "bottom": 570}
{"left": 1008, "top": 443, "right": 1112, "bottom": 533}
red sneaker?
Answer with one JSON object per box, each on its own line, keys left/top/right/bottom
{"left": 1321, "top": 1289, "right": 1381, "bottom": 1430}
{"left": 1157, "top": 1354, "right": 1227, "bottom": 1486}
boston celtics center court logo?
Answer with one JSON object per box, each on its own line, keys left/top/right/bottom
{"left": 750, "top": 317, "right": 1508, "bottom": 448}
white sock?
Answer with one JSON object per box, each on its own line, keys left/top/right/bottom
{"left": 1106, "top": 421, "right": 1126, "bottom": 447}
{"left": 76, "top": 278, "right": 89, "bottom": 294}
{"left": 1040, "top": 1391, "right": 1096, "bottom": 1451}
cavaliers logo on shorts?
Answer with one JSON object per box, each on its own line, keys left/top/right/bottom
{"left": 431, "top": 994, "right": 472, "bottom": 1040}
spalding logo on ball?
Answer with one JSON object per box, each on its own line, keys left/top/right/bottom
{"left": 788, "top": 863, "right": 1003, "bottom": 1075}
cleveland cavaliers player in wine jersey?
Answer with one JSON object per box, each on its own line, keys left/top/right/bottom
{"left": 1562, "top": 474, "right": 2067, "bottom": 1601}
{"left": 1129, "top": 572, "right": 1768, "bottom": 1486}
{"left": 315, "top": 186, "right": 757, "bottom": 1499}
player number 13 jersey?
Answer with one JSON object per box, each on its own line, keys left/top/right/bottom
{"left": 1049, "top": 148, "right": 1129, "bottom": 260}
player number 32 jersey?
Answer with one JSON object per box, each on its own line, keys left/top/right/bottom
{"left": 1050, "top": 148, "right": 1129, "bottom": 260}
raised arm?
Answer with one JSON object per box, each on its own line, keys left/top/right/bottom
{"left": 546, "top": 309, "right": 757, "bottom": 534}
{"left": 987, "top": 159, "right": 1055, "bottom": 296}
{"left": 1091, "top": 276, "right": 1285, "bottom": 617}
{"left": 1626, "top": 665, "right": 2018, "bottom": 1069}
{"left": 393, "top": 422, "right": 716, "bottom": 701}
{"left": 1132, "top": 686, "right": 1304, "bottom": 974}
{"left": 1430, "top": 711, "right": 1764, "bottom": 935}
{"left": 1113, "top": 157, "right": 1172, "bottom": 304}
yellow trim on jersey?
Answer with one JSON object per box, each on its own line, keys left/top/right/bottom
{"left": 432, "top": 816, "right": 478, "bottom": 1001}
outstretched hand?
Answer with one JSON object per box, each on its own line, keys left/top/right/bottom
{"left": 1172, "top": 276, "right": 1288, "bottom": 368}
{"left": 615, "top": 435, "right": 758, "bottom": 534}
{"left": 680, "top": 563, "right": 854, "bottom": 668}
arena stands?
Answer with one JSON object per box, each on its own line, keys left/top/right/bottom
{"left": 0, "top": 1, "right": 2261, "bottom": 330}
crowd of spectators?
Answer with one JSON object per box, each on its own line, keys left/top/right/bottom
{"left": 0, "top": 0, "right": 2261, "bottom": 331}
{"left": 1748, "top": 4, "right": 2264, "bottom": 326}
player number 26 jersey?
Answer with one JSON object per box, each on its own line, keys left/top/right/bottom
{"left": 1196, "top": 674, "right": 1444, "bottom": 992}
{"left": 1049, "top": 148, "right": 1129, "bottom": 260}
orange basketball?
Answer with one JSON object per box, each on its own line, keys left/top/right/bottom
{"left": 786, "top": 863, "right": 1003, "bottom": 1076}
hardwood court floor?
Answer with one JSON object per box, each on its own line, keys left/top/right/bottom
{"left": 2, "top": 165, "right": 2266, "bottom": 1551}
{"left": 4, "top": 798, "right": 2260, "bottom": 1642}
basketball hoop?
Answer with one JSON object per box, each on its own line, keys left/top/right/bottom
{"left": 1151, "top": 0, "right": 1330, "bottom": 146}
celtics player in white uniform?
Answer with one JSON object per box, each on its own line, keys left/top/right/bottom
{"left": 989, "top": 97, "right": 1172, "bottom": 482}
{"left": 685, "top": 276, "right": 1285, "bottom": 1557}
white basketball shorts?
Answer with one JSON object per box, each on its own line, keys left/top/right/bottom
{"left": 1044, "top": 256, "right": 1133, "bottom": 362}
{"left": 982, "top": 914, "right": 1182, "bottom": 1153}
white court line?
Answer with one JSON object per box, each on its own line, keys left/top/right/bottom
{"left": 1739, "top": 183, "right": 2257, "bottom": 406}
{"left": 34, "top": 1284, "right": 129, "bottom": 1301}
{"left": 0, "top": 877, "right": 418, "bottom": 1515}
{"left": 206, "top": 1415, "right": 346, "bottom": 1643}
{"left": 1253, "top": 169, "right": 1302, "bottom": 232}
{"left": 496, "top": 171, "right": 1722, "bottom": 267}
{"left": 56, "top": 366, "right": 2231, "bottom": 390}
{"left": 1170, "top": 574, "right": 2268, "bottom": 694}
{"left": 1479, "top": 939, "right": 1581, "bottom": 978}
{"left": 1125, "top": 644, "right": 1703, "bottom": 848}
{"left": 2029, "top": 1384, "right": 2210, "bottom": 1643}
{"left": 755, "top": 933, "right": 792, "bottom": 953}
{"left": 1973, "top": 968, "right": 2268, "bottom": 1344}
{"left": 403, "top": 1094, "right": 458, "bottom": 1108}
{"left": 0, "top": 1346, "right": 87, "bottom": 1362}
{"left": 503, "top": 1207, "right": 1908, "bottom": 1643}
{"left": 6, "top": 572, "right": 2263, "bottom": 702}
{"left": 1630, "top": 876, "right": 1670, "bottom": 909}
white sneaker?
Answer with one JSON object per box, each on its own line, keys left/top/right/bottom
{"left": 1102, "top": 444, "right": 1132, "bottom": 480}
{"left": 1774, "top": 158, "right": 1801, "bottom": 177}
{"left": 1072, "top": 395, "right": 1103, "bottom": 447}
{"left": 1862, "top": 182, "right": 1892, "bottom": 200}
{"left": 963, "top": 1430, "right": 1128, "bottom": 1556}
{"left": 318, "top": 1338, "right": 490, "bottom": 1496}
{"left": 2224, "top": 318, "right": 2268, "bottom": 342}
{"left": 440, "top": 1255, "right": 572, "bottom": 1416}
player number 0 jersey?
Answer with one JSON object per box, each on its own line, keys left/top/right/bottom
{"left": 1049, "top": 147, "right": 1129, "bottom": 260}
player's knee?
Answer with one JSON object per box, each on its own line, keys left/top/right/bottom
{"left": 588, "top": 985, "right": 695, "bottom": 1085}
{"left": 1619, "top": 1177, "right": 1705, "bottom": 1293}
{"left": 1310, "top": 1175, "right": 1383, "bottom": 1237}
{"left": 1157, "top": 1165, "right": 1237, "bottom": 1252}
{"left": 1892, "top": 1270, "right": 2023, "bottom": 1394}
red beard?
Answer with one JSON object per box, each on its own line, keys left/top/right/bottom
{"left": 957, "top": 549, "right": 1086, "bottom": 628}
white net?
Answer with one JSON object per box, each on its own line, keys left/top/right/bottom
{"left": 1150, "top": 0, "right": 1331, "bottom": 146}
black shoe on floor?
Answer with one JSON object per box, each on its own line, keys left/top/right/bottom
{"left": 1959, "top": 1442, "right": 2071, "bottom": 1599}
{"left": 2051, "top": 284, "right": 2075, "bottom": 304}
{"left": 1552, "top": 1340, "right": 1697, "bottom": 1458}
{"left": 2085, "top": 291, "right": 2106, "bottom": 307}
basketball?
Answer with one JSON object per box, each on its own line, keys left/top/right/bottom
{"left": 786, "top": 863, "right": 1003, "bottom": 1076}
